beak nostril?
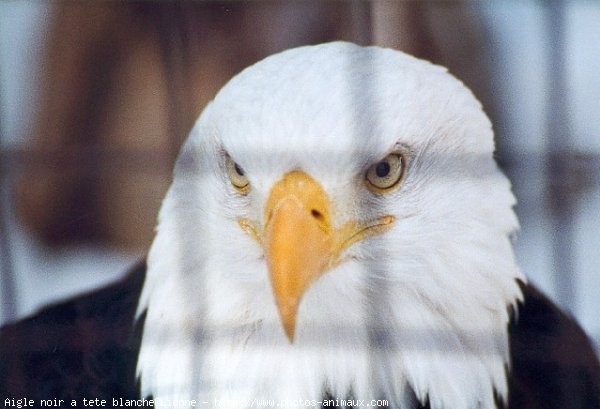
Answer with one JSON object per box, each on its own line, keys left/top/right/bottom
{"left": 311, "top": 209, "right": 324, "bottom": 221}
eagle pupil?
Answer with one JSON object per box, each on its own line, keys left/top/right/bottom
{"left": 376, "top": 161, "right": 390, "bottom": 178}
{"left": 234, "top": 163, "right": 245, "bottom": 176}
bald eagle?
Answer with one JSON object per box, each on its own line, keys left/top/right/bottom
{"left": 1, "top": 42, "right": 598, "bottom": 409}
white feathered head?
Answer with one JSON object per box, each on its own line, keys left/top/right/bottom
{"left": 137, "top": 42, "right": 523, "bottom": 409}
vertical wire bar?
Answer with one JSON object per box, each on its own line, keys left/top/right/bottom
{"left": 546, "top": 0, "right": 576, "bottom": 312}
{"left": 153, "top": 3, "right": 204, "bottom": 397}
{"left": 0, "top": 81, "right": 18, "bottom": 324}
{"left": 153, "top": 3, "right": 195, "bottom": 166}
{"left": 349, "top": 1, "right": 394, "bottom": 400}
{"left": 350, "top": 0, "right": 373, "bottom": 45}
{"left": 0, "top": 175, "right": 18, "bottom": 324}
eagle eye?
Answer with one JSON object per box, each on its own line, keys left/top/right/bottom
{"left": 365, "top": 152, "right": 405, "bottom": 192}
{"left": 226, "top": 156, "right": 250, "bottom": 193}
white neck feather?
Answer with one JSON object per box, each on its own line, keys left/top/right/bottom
{"left": 137, "top": 187, "right": 523, "bottom": 409}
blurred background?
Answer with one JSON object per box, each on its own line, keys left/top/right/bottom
{"left": 0, "top": 1, "right": 598, "bottom": 352}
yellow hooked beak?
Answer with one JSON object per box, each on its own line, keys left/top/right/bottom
{"left": 238, "top": 170, "right": 395, "bottom": 342}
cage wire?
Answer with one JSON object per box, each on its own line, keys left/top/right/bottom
{"left": 0, "top": 94, "right": 18, "bottom": 324}
{"left": 546, "top": 0, "right": 576, "bottom": 313}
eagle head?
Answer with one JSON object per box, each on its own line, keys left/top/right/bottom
{"left": 137, "top": 42, "right": 523, "bottom": 409}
